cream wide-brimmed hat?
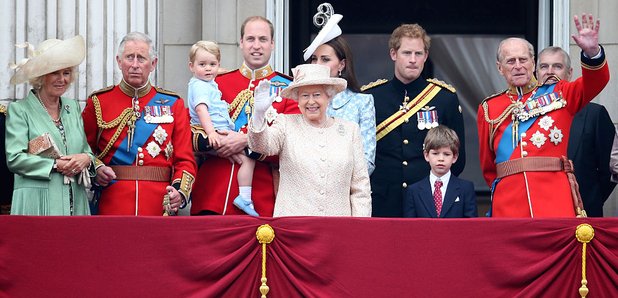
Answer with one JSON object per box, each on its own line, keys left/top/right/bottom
{"left": 10, "top": 35, "right": 86, "bottom": 85}
{"left": 280, "top": 64, "right": 347, "bottom": 100}
{"left": 303, "top": 13, "right": 343, "bottom": 61}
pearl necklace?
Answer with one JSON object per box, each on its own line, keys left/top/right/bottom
{"left": 35, "top": 92, "right": 62, "bottom": 124}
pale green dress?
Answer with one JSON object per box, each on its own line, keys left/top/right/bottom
{"left": 6, "top": 90, "right": 95, "bottom": 215}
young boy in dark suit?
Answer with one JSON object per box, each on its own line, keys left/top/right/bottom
{"left": 403, "top": 125, "right": 477, "bottom": 218}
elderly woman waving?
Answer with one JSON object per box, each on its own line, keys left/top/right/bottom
{"left": 7, "top": 35, "right": 94, "bottom": 215}
{"left": 248, "top": 64, "right": 371, "bottom": 217}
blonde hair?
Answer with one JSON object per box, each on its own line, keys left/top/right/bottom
{"left": 28, "top": 66, "right": 77, "bottom": 89}
{"left": 423, "top": 125, "right": 460, "bottom": 156}
{"left": 189, "top": 40, "right": 220, "bottom": 63}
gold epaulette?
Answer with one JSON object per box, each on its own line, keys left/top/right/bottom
{"left": 88, "top": 85, "right": 114, "bottom": 98}
{"left": 0, "top": 104, "right": 7, "bottom": 115}
{"left": 154, "top": 86, "right": 180, "bottom": 98}
{"left": 360, "top": 79, "right": 388, "bottom": 92}
{"left": 481, "top": 89, "right": 507, "bottom": 105}
{"left": 427, "top": 78, "right": 456, "bottom": 93}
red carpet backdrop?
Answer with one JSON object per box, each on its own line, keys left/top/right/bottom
{"left": 1, "top": 216, "right": 617, "bottom": 297}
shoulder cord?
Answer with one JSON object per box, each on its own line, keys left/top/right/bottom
{"left": 92, "top": 95, "right": 134, "bottom": 159}
{"left": 482, "top": 101, "right": 518, "bottom": 150}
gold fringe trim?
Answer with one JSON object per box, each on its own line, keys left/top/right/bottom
{"left": 575, "top": 223, "right": 594, "bottom": 298}
{"left": 256, "top": 224, "right": 275, "bottom": 298}
{"left": 360, "top": 79, "right": 388, "bottom": 92}
{"left": 229, "top": 89, "right": 253, "bottom": 123}
{"left": 91, "top": 95, "right": 134, "bottom": 159}
{"left": 427, "top": 78, "right": 456, "bottom": 93}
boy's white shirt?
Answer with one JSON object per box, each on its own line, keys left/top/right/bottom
{"left": 429, "top": 170, "right": 451, "bottom": 204}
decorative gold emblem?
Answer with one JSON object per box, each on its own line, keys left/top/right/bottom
{"left": 256, "top": 224, "right": 275, "bottom": 298}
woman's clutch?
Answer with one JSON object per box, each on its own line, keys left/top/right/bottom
{"left": 28, "top": 132, "right": 62, "bottom": 158}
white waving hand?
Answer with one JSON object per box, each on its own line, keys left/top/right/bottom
{"left": 251, "top": 79, "right": 276, "bottom": 130}
{"left": 572, "top": 13, "right": 601, "bottom": 57}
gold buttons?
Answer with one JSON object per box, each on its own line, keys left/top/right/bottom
{"left": 138, "top": 153, "right": 144, "bottom": 159}
{"left": 138, "top": 160, "right": 144, "bottom": 166}
{"left": 403, "top": 139, "right": 409, "bottom": 145}
{"left": 137, "top": 147, "right": 143, "bottom": 152}
{"left": 402, "top": 161, "right": 408, "bottom": 166}
{"left": 402, "top": 182, "right": 408, "bottom": 188}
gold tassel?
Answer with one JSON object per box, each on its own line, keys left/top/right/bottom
{"left": 256, "top": 224, "right": 275, "bottom": 298}
{"left": 575, "top": 224, "right": 595, "bottom": 298}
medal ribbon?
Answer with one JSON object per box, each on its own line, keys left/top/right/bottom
{"left": 376, "top": 84, "right": 441, "bottom": 141}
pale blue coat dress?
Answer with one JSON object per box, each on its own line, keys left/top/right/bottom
{"left": 327, "top": 89, "right": 376, "bottom": 175}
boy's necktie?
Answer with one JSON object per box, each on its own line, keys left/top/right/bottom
{"left": 434, "top": 179, "right": 443, "bottom": 217}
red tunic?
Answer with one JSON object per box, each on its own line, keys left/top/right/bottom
{"left": 82, "top": 82, "right": 197, "bottom": 215}
{"left": 191, "top": 63, "right": 300, "bottom": 216}
{"left": 477, "top": 52, "right": 609, "bottom": 217}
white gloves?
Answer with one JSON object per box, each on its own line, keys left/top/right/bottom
{"left": 252, "top": 80, "right": 276, "bottom": 130}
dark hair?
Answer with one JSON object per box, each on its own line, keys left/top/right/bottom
{"left": 306, "top": 36, "right": 361, "bottom": 92}
{"left": 240, "top": 16, "right": 274, "bottom": 39}
{"left": 423, "top": 125, "right": 460, "bottom": 156}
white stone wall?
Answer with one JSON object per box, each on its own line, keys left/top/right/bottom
{"left": 571, "top": 0, "right": 618, "bottom": 216}
{"left": 0, "top": 0, "right": 158, "bottom": 106}
{"left": 159, "top": 0, "right": 270, "bottom": 100}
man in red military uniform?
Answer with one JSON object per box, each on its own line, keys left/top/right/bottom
{"left": 83, "top": 32, "right": 196, "bottom": 216}
{"left": 477, "top": 14, "right": 609, "bottom": 218}
{"left": 191, "top": 16, "right": 299, "bottom": 216}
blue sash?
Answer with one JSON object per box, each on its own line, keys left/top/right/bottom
{"left": 234, "top": 101, "right": 250, "bottom": 131}
{"left": 488, "top": 84, "right": 556, "bottom": 216}
{"left": 233, "top": 74, "right": 291, "bottom": 131}
{"left": 110, "top": 92, "right": 177, "bottom": 165}
{"left": 495, "top": 84, "right": 555, "bottom": 163}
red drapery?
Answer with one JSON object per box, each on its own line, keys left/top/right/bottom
{"left": 1, "top": 216, "right": 617, "bottom": 297}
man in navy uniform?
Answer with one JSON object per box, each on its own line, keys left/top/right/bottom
{"left": 363, "top": 23, "right": 465, "bottom": 217}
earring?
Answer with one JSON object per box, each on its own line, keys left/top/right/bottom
{"left": 338, "top": 69, "right": 342, "bottom": 77}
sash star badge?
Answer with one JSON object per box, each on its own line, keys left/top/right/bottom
{"left": 530, "top": 130, "right": 547, "bottom": 148}
{"left": 154, "top": 125, "right": 168, "bottom": 145}
{"left": 538, "top": 115, "right": 554, "bottom": 131}
{"left": 549, "top": 126, "right": 563, "bottom": 145}
{"left": 146, "top": 141, "right": 161, "bottom": 158}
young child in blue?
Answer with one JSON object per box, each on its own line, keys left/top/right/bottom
{"left": 187, "top": 41, "right": 258, "bottom": 216}
{"left": 403, "top": 125, "right": 477, "bottom": 218}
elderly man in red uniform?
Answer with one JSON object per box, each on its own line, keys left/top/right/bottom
{"left": 83, "top": 32, "right": 196, "bottom": 216}
{"left": 191, "top": 16, "right": 299, "bottom": 216}
{"left": 477, "top": 14, "right": 609, "bottom": 218}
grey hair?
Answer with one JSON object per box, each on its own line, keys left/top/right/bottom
{"left": 117, "top": 32, "right": 157, "bottom": 60}
{"left": 496, "top": 37, "right": 535, "bottom": 63}
{"left": 324, "top": 85, "right": 338, "bottom": 98}
{"left": 537, "top": 46, "right": 571, "bottom": 70}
